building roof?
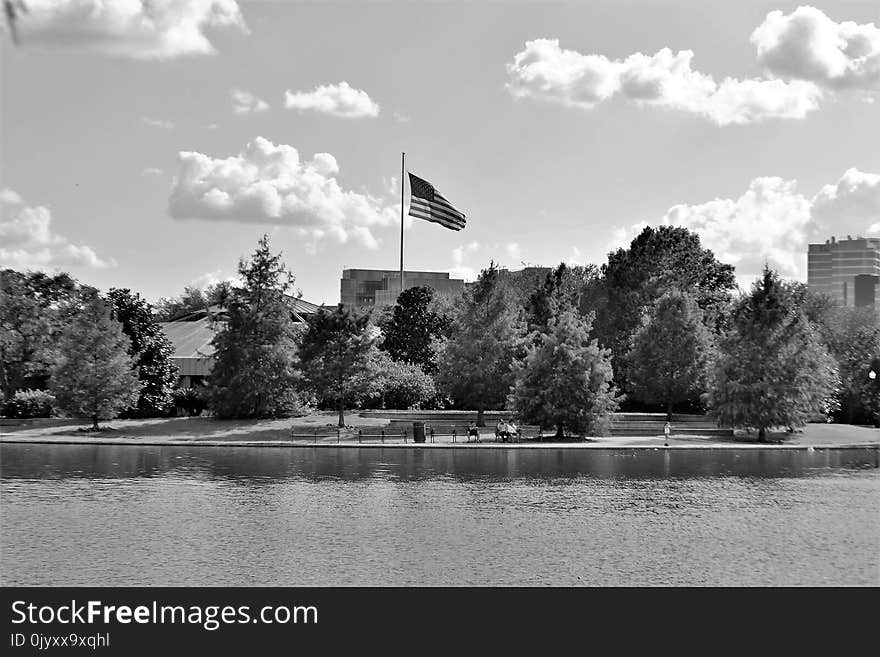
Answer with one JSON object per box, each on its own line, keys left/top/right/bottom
{"left": 159, "top": 318, "right": 217, "bottom": 360}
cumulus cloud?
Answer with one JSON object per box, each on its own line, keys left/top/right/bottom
{"left": 812, "top": 168, "right": 880, "bottom": 227}
{"left": 283, "top": 81, "right": 380, "bottom": 118}
{"left": 506, "top": 242, "right": 522, "bottom": 260}
{"left": 0, "top": 189, "right": 115, "bottom": 269}
{"left": 168, "top": 137, "right": 397, "bottom": 249}
{"left": 752, "top": 6, "right": 880, "bottom": 91}
{"left": 608, "top": 168, "right": 880, "bottom": 282}
{"left": 506, "top": 39, "right": 822, "bottom": 125}
{"left": 17, "top": 0, "right": 247, "bottom": 59}
{"left": 189, "top": 269, "right": 242, "bottom": 290}
{"left": 231, "top": 88, "right": 270, "bottom": 114}
{"left": 451, "top": 241, "right": 481, "bottom": 281}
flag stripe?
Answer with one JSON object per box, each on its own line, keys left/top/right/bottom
{"left": 410, "top": 199, "right": 465, "bottom": 225}
{"left": 407, "top": 171, "right": 467, "bottom": 231}
{"left": 409, "top": 206, "right": 464, "bottom": 230}
{"left": 409, "top": 210, "right": 465, "bottom": 230}
{"left": 409, "top": 208, "right": 464, "bottom": 230}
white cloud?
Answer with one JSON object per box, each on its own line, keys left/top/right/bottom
{"left": 189, "top": 269, "right": 241, "bottom": 290}
{"left": 283, "top": 81, "right": 380, "bottom": 118}
{"left": 567, "top": 246, "right": 584, "bottom": 266}
{"left": 506, "top": 242, "right": 522, "bottom": 260}
{"left": 142, "top": 117, "right": 174, "bottom": 129}
{"left": 142, "top": 167, "right": 164, "bottom": 176}
{"left": 168, "top": 137, "right": 397, "bottom": 249}
{"left": 451, "top": 241, "right": 480, "bottom": 281}
{"left": 661, "top": 177, "right": 813, "bottom": 279}
{"left": 231, "top": 88, "right": 270, "bottom": 114}
{"left": 608, "top": 168, "right": 880, "bottom": 281}
{"left": 18, "top": 0, "right": 247, "bottom": 59}
{"left": 393, "top": 111, "right": 411, "bottom": 123}
{"left": 506, "top": 39, "right": 822, "bottom": 125}
{"left": 752, "top": 6, "right": 880, "bottom": 92}
{"left": 811, "top": 168, "right": 880, "bottom": 227}
{"left": 0, "top": 189, "right": 115, "bottom": 269}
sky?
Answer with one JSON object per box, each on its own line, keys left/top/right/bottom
{"left": 1, "top": 0, "right": 879, "bottom": 306}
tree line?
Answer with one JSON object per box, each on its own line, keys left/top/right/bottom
{"left": 2, "top": 228, "right": 878, "bottom": 438}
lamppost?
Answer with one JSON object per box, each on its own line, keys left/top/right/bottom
{"left": 869, "top": 359, "right": 879, "bottom": 428}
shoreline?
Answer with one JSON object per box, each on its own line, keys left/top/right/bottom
{"left": 2, "top": 436, "right": 878, "bottom": 452}
{"left": 1, "top": 413, "right": 878, "bottom": 451}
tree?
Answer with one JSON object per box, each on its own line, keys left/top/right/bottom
{"left": 206, "top": 236, "right": 303, "bottom": 418}
{"left": 380, "top": 286, "right": 450, "bottom": 374}
{"left": 436, "top": 263, "right": 525, "bottom": 426}
{"left": 596, "top": 226, "right": 737, "bottom": 395}
{"left": 298, "top": 304, "right": 378, "bottom": 427}
{"left": 0, "top": 269, "right": 91, "bottom": 398}
{"left": 152, "top": 281, "right": 236, "bottom": 321}
{"left": 626, "top": 289, "right": 715, "bottom": 418}
{"left": 106, "top": 288, "right": 178, "bottom": 417}
{"left": 367, "top": 350, "right": 440, "bottom": 410}
{"left": 815, "top": 306, "right": 880, "bottom": 425}
{"left": 49, "top": 294, "right": 141, "bottom": 430}
{"left": 525, "top": 263, "right": 601, "bottom": 336}
{"left": 511, "top": 310, "right": 622, "bottom": 438}
{"left": 708, "top": 267, "right": 839, "bottom": 441}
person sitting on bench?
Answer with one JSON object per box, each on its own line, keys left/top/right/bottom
{"left": 467, "top": 421, "right": 480, "bottom": 442}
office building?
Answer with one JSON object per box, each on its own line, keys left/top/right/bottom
{"left": 807, "top": 235, "right": 880, "bottom": 312}
{"left": 340, "top": 269, "right": 466, "bottom": 308}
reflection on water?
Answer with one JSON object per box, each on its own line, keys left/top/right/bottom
{"left": 1, "top": 444, "right": 878, "bottom": 586}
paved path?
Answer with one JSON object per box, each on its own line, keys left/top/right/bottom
{"left": 1, "top": 414, "right": 877, "bottom": 450}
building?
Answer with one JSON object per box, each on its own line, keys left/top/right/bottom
{"left": 807, "top": 235, "right": 880, "bottom": 312}
{"left": 158, "top": 296, "right": 322, "bottom": 387}
{"left": 340, "top": 269, "right": 465, "bottom": 309}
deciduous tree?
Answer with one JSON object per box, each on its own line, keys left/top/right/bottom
{"left": 380, "top": 286, "right": 450, "bottom": 374}
{"left": 107, "top": 288, "right": 178, "bottom": 417}
{"left": 298, "top": 304, "right": 378, "bottom": 426}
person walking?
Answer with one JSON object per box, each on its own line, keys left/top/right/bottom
{"left": 663, "top": 421, "right": 671, "bottom": 447}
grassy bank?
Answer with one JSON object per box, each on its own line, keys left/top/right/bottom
{"left": 0, "top": 412, "right": 877, "bottom": 447}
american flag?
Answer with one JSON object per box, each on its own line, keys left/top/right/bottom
{"left": 407, "top": 172, "right": 466, "bottom": 231}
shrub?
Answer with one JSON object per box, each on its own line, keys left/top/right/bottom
{"left": 2, "top": 389, "right": 56, "bottom": 418}
{"left": 172, "top": 387, "right": 207, "bottom": 416}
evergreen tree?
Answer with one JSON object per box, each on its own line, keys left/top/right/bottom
{"left": 106, "top": 288, "right": 178, "bottom": 417}
{"left": 436, "top": 263, "right": 525, "bottom": 426}
{"left": 525, "top": 263, "right": 601, "bottom": 337}
{"left": 626, "top": 289, "right": 714, "bottom": 418}
{"left": 380, "top": 286, "right": 450, "bottom": 374}
{"left": 298, "top": 304, "right": 378, "bottom": 427}
{"left": 49, "top": 294, "right": 141, "bottom": 430}
{"left": 511, "top": 310, "right": 622, "bottom": 438}
{"left": 708, "top": 267, "right": 839, "bottom": 441}
{"left": 206, "top": 235, "right": 303, "bottom": 418}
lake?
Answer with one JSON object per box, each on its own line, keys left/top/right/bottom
{"left": 1, "top": 444, "right": 878, "bottom": 586}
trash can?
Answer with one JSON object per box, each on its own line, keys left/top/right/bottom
{"left": 413, "top": 421, "right": 426, "bottom": 443}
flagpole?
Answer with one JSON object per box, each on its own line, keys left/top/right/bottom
{"left": 400, "top": 151, "right": 405, "bottom": 297}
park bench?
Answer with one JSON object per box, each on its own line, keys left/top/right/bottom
{"left": 493, "top": 424, "right": 543, "bottom": 442}
{"left": 290, "top": 426, "right": 343, "bottom": 442}
{"left": 356, "top": 428, "right": 410, "bottom": 444}
{"left": 425, "top": 423, "right": 481, "bottom": 443}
